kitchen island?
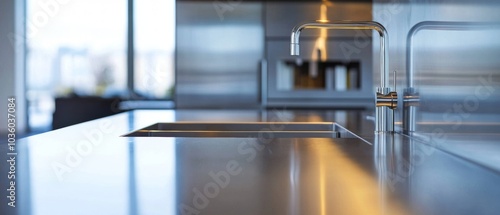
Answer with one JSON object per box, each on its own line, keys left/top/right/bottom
{"left": 2, "top": 110, "right": 500, "bottom": 215}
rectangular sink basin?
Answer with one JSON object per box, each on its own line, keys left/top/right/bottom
{"left": 123, "top": 122, "right": 353, "bottom": 138}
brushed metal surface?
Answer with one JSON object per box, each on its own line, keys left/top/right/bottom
{"left": 7, "top": 110, "right": 500, "bottom": 215}
{"left": 265, "top": 2, "right": 372, "bottom": 38}
{"left": 175, "top": 2, "right": 264, "bottom": 108}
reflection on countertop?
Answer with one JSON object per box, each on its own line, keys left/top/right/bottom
{"left": 2, "top": 110, "right": 500, "bottom": 215}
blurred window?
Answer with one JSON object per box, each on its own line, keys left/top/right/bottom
{"left": 26, "top": 0, "right": 175, "bottom": 130}
{"left": 134, "top": 0, "right": 175, "bottom": 99}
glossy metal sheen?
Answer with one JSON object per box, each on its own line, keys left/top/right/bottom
{"left": 6, "top": 110, "right": 500, "bottom": 215}
{"left": 264, "top": 2, "right": 374, "bottom": 109}
{"left": 290, "top": 21, "right": 388, "bottom": 88}
{"left": 290, "top": 21, "right": 395, "bottom": 133}
{"left": 122, "top": 122, "right": 342, "bottom": 138}
{"left": 376, "top": 91, "right": 398, "bottom": 109}
{"left": 403, "top": 21, "right": 500, "bottom": 134}
{"left": 175, "top": 2, "right": 263, "bottom": 108}
{"left": 175, "top": 137, "right": 404, "bottom": 215}
{"left": 406, "top": 21, "right": 500, "bottom": 89}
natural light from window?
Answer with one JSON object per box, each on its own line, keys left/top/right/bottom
{"left": 26, "top": 0, "right": 175, "bottom": 131}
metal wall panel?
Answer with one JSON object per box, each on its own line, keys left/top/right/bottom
{"left": 176, "top": 2, "right": 264, "bottom": 108}
{"left": 265, "top": 2, "right": 372, "bottom": 38}
{"left": 176, "top": 2, "right": 374, "bottom": 109}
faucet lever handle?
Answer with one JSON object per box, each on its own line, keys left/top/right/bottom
{"left": 376, "top": 70, "right": 398, "bottom": 110}
{"left": 393, "top": 70, "right": 397, "bottom": 91}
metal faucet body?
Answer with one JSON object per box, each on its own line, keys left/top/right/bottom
{"left": 290, "top": 21, "right": 396, "bottom": 133}
{"left": 404, "top": 21, "right": 497, "bottom": 134}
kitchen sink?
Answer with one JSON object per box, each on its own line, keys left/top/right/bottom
{"left": 122, "top": 122, "right": 355, "bottom": 138}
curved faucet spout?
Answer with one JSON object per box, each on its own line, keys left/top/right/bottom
{"left": 290, "top": 21, "right": 394, "bottom": 132}
{"left": 406, "top": 21, "right": 498, "bottom": 89}
{"left": 404, "top": 21, "right": 500, "bottom": 134}
{"left": 290, "top": 21, "right": 389, "bottom": 89}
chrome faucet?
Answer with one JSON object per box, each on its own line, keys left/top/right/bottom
{"left": 404, "top": 21, "right": 498, "bottom": 134}
{"left": 291, "top": 21, "right": 397, "bottom": 133}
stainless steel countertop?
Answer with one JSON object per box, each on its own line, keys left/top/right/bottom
{"left": 2, "top": 110, "right": 500, "bottom": 215}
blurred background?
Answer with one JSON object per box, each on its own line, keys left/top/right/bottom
{"left": 1, "top": 0, "right": 500, "bottom": 138}
{"left": 1, "top": 1, "right": 500, "bottom": 214}
{"left": 25, "top": 0, "right": 175, "bottom": 132}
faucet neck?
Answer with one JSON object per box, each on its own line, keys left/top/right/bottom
{"left": 291, "top": 21, "right": 395, "bottom": 133}
{"left": 406, "top": 21, "right": 496, "bottom": 89}
{"left": 290, "top": 21, "right": 389, "bottom": 89}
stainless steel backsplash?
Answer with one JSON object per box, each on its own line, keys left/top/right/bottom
{"left": 175, "top": 1, "right": 374, "bottom": 109}
{"left": 176, "top": 2, "right": 264, "bottom": 108}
